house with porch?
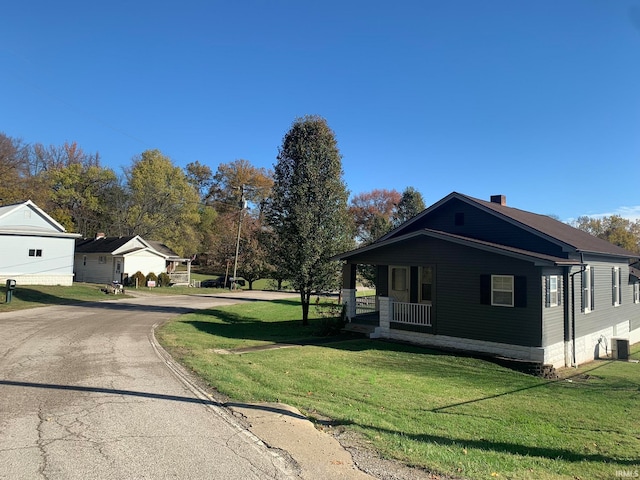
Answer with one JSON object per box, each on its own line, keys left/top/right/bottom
{"left": 335, "top": 192, "right": 640, "bottom": 368}
{"left": 74, "top": 234, "right": 191, "bottom": 285}
{"left": 0, "top": 200, "right": 80, "bottom": 286}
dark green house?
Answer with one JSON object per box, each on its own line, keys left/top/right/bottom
{"left": 335, "top": 192, "right": 640, "bottom": 368}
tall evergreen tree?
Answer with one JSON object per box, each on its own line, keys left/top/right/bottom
{"left": 265, "top": 115, "right": 353, "bottom": 324}
{"left": 393, "top": 186, "right": 426, "bottom": 226}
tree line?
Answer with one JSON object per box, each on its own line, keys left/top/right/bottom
{"left": 1, "top": 117, "right": 425, "bottom": 322}
{"left": 5, "top": 116, "right": 635, "bottom": 321}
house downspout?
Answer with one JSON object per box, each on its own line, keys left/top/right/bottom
{"left": 568, "top": 254, "right": 587, "bottom": 368}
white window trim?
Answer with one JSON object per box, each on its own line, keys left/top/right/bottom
{"left": 612, "top": 267, "right": 622, "bottom": 307}
{"left": 583, "top": 265, "right": 593, "bottom": 313}
{"left": 491, "top": 275, "right": 514, "bottom": 307}
{"left": 549, "top": 275, "right": 558, "bottom": 307}
{"left": 634, "top": 282, "right": 640, "bottom": 304}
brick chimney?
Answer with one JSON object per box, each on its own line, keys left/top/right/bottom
{"left": 490, "top": 195, "right": 506, "bottom": 206}
{"left": 95, "top": 232, "right": 106, "bottom": 240}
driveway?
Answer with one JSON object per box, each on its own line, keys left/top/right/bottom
{"left": 0, "top": 292, "right": 302, "bottom": 479}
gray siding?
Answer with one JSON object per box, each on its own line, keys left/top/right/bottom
{"left": 392, "top": 198, "right": 567, "bottom": 258}
{"left": 351, "top": 236, "right": 543, "bottom": 347}
{"left": 573, "top": 257, "right": 640, "bottom": 337}
{"left": 541, "top": 268, "right": 565, "bottom": 346}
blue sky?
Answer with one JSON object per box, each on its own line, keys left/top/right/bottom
{"left": 2, "top": 1, "right": 639, "bottom": 221}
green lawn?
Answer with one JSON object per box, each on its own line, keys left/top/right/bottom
{"left": 157, "top": 299, "right": 640, "bottom": 480}
{"left": 0, "top": 283, "right": 110, "bottom": 312}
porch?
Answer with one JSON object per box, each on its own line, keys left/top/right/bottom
{"left": 343, "top": 292, "right": 433, "bottom": 336}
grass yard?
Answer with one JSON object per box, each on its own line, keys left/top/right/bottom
{"left": 157, "top": 299, "right": 640, "bottom": 480}
{"left": 0, "top": 283, "right": 110, "bottom": 312}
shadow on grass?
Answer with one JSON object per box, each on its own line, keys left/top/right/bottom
{"left": 354, "top": 423, "right": 640, "bottom": 465}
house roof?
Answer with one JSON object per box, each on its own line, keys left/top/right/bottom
{"left": 0, "top": 200, "right": 81, "bottom": 238}
{"left": 381, "top": 192, "right": 638, "bottom": 259}
{"left": 146, "top": 240, "right": 187, "bottom": 260}
{"left": 75, "top": 236, "right": 138, "bottom": 253}
{"left": 335, "top": 228, "right": 582, "bottom": 266}
{"left": 75, "top": 236, "right": 188, "bottom": 260}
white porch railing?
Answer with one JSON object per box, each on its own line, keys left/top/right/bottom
{"left": 355, "top": 295, "right": 378, "bottom": 315}
{"left": 393, "top": 301, "right": 432, "bottom": 326}
{"left": 169, "top": 272, "right": 189, "bottom": 284}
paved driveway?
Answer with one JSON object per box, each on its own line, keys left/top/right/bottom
{"left": 0, "top": 292, "right": 299, "bottom": 480}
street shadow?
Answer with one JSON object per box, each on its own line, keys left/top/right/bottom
{"left": 0, "top": 379, "right": 307, "bottom": 421}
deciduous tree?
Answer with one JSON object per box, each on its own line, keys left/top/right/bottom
{"left": 124, "top": 149, "right": 200, "bottom": 256}
{"left": 573, "top": 215, "right": 640, "bottom": 253}
{"left": 349, "top": 189, "right": 401, "bottom": 244}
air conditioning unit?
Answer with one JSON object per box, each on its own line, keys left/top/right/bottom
{"left": 611, "top": 338, "right": 630, "bottom": 360}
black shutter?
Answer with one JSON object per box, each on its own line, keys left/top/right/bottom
{"left": 515, "top": 276, "right": 527, "bottom": 308}
{"left": 410, "top": 267, "right": 419, "bottom": 303}
{"left": 480, "top": 275, "right": 491, "bottom": 305}
{"left": 545, "top": 275, "right": 550, "bottom": 308}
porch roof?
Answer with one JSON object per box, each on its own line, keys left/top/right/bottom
{"left": 333, "top": 228, "right": 582, "bottom": 267}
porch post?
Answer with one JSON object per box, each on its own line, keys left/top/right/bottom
{"left": 341, "top": 263, "right": 357, "bottom": 321}
{"left": 343, "top": 289, "right": 357, "bottom": 321}
{"left": 378, "top": 296, "right": 392, "bottom": 332}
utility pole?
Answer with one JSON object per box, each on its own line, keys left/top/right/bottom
{"left": 232, "top": 185, "right": 246, "bottom": 290}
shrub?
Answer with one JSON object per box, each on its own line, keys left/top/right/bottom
{"left": 146, "top": 272, "right": 158, "bottom": 287}
{"left": 130, "top": 271, "right": 146, "bottom": 288}
{"left": 157, "top": 272, "right": 171, "bottom": 287}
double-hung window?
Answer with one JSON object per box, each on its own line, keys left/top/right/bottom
{"left": 582, "top": 266, "right": 595, "bottom": 313}
{"left": 612, "top": 267, "right": 622, "bottom": 307}
{"left": 492, "top": 275, "right": 514, "bottom": 307}
{"left": 546, "top": 275, "right": 559, "bottom": 307}
{"left": 634, "top": 282, "right": 640, "bottom": 304}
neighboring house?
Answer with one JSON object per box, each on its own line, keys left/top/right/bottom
{"left": 74, "top": 234, "right": 191, "bottom": 285}
{"left": 335, "top": 192, "right": 640, "bottom": 368}
{"left": 0, "top": 200, "right": 80, "bottom": 286}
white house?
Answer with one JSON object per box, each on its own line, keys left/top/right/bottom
{"left": 0, "top": 200, "right": 81, "bottom": 286}
{"left": 74, "top": 234, "right": 190, "bottom": 285}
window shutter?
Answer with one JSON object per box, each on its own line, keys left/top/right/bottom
{"left": 480, "top": 275, "right": 491, "bottom": 305}
{"left": 545, "top": 275, "right": 550, "bottom": 308}
{"left": 515, "top": 276, "right": 527, "bottom": 308}
{"left": 590, "top": 267, "right": 596, "bottom": 311}
{"left": 410, "top": 267, "right": 419, "bottom": 303}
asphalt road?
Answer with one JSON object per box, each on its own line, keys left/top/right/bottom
{"left": 0, "top": 292, "right": 300, "bottom": 480}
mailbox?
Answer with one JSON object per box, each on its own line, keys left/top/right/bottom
{"left": 5, "top": 279, "right": 16, "bottom": 303}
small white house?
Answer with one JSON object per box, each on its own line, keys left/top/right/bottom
{"left": 74, "top": 234, "right": 190, "bottom": 285}
{"left": 0, "top": 200, "right": 81, "bottom": 286}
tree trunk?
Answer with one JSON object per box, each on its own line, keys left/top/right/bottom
{"left": 300, "top": 290, "right": 310, "bottom": 326}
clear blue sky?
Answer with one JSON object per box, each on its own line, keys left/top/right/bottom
{"left": 2, "top": 1, "right": 639, "bottom": 221}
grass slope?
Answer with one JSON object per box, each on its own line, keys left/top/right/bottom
{"left": 158, "top": 300, "right": 640, "bottom": 480}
